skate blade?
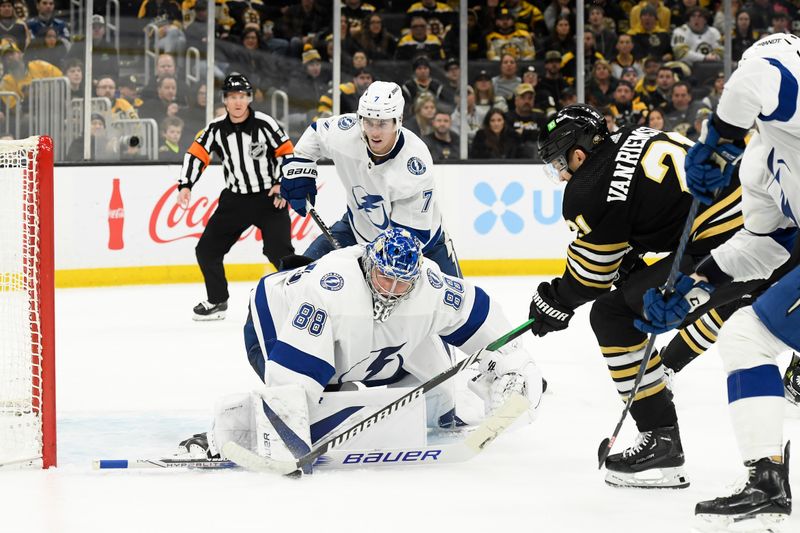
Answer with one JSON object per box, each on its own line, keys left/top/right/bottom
{"left": 692, "top": 512, "right": 788, "bottom": 533}
{"left": 604, "top": 466, "right": 690, "bottom": 489}
{"left": 192, "top": 311, "right": 226, "bottom": 321}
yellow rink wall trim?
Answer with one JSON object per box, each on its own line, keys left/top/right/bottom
{"left": 54, "top": 259, "right": 571, "bottom": 288}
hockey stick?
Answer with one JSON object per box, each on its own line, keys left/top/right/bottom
{"left": 596, "top": 198, "right": 701, "bottom": 469}
{"left": 307, "top": 196, "right": 341, "bottom": 249}
{"left": 223, "top": 319, "right": 536, "bottom": 475}
{"left": 95, "top": 394, "right": 529, "bottom": 472}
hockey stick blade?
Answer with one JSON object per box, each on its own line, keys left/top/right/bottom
{"left": 596, "top": 198, "right": 701, "bottom": 469}
{"left": 223, "top": 393, "right": 529, "bottom": 474}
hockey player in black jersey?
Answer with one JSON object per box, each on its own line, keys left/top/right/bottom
{"left": 528, "top": 104, "right": 795, "bottom": 489}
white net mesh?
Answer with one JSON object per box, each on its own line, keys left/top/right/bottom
{"left": 0, "top": 137, "right": 44, "bottom": 468}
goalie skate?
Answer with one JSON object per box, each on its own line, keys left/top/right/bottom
{"left": 604, "top": 425, "right": 690, "bottom": 489}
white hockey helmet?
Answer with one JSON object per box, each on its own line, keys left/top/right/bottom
{"left": 358, "top": 81, "right": 404, "bottom": 155}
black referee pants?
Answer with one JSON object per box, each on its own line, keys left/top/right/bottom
{"left": 196, "top": 188, "right": 294, "bottom": 304}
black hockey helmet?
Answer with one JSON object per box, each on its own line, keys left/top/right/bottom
{"left": 222, "top": 73, "right": 253, "bottom": 97}
{"left": 537, "top": 104, "right": 608, "bottom": 178}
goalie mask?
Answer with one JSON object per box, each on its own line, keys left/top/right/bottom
{"left": 358, "top": 81, "right": 404, "bottom": 156}
{"left": 362, "top": 228, "right": 422, "bottom": 322}
{"left": 537, "top": 103, "right": 608, "bottom": 182}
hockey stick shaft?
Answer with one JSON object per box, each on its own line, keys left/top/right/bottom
{"left": 307, "top": 196, "right": 341, "bottom": 249}
{"left": 597, "top": 198, "right": 701, "bottom": 468}
{"left": 225, "top": 319, "right": 535, "bottom": 474}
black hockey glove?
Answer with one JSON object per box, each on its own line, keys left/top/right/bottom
{"left": 278, "top": 253, "right": 315, "bottom": 271}
{"left": 528, "top": 281, "right": 574, "bottom": 337}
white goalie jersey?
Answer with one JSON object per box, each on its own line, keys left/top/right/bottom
{"left": 249, "top": 246, "right": 522, "bottom": 405}
{"left": 293, "top": 114, "right": 445, "bottom": 253}
{"left": 709, "top": 33, "right": 800, "bottom": 282}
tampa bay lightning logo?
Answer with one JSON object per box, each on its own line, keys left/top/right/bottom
{"left": 364, "top": 344, "right": 405, "bottom": 381}
{"left": 407, "top": 157, "right": 426, "bottom": 175}
{"left": 766, "top": 148, "right": 796, "bottom": 224}
{"left": 320, "top": 273, "right": 344, "bottom": 291}
{"left": 338, "top": 116, "right": 356, "bottom": 130}
{"left": 426, "top": 268, "right": 442, "bottom": 288}
{"left": 352, "top": 185, "right": 390, "bottom": 230}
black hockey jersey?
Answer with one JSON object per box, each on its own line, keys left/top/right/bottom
{"left": 553, "top": 126, "right": 743, "bottom": 309}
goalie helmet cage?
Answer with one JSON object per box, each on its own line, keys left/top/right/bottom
{"left": 0, "top": 136, "right": 56, "bottom": 469}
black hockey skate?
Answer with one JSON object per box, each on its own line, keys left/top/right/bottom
{"left": 695, "top": 443, "right": 791, "bottom": 532}
{"left": 604, "top": 425, "right": 690, "bottom": 489}
{"left": 192, "top": 300, "right": 228, "bottom": 321}
{"left": 176, "top": 432, "right": 219, "bottom": 460}
{"left": 784, "top": 353, "right": 800, "bottom": 405}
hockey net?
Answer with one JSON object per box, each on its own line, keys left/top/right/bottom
{"left": 0, "top": 136, "right": 56, "bottom": 469}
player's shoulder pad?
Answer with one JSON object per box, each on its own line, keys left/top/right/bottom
{"left": 397, "top": 129, "right": 434, "bottom": 178}
{"left": 302, "top": 246, "right": 367, "bottom": 300}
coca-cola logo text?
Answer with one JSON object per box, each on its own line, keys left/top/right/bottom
{"left": 109, "top": 208, "right": 124, "bottom": 219}
{"left": 149, "top": 184, "right": 316, "bottom": 244}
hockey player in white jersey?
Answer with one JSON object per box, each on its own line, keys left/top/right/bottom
{"left": 178, "top": 228, "right": 541, "bottom": 472}
{"left": 280, "top": 80, "right": 461, "bottom": 277}
{"left": 645, "top": 33, "right": 800, "bottom": 530}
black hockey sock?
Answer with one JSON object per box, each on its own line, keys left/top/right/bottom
{"left": 630, "top": 388, "right": 677, "bottom": 432}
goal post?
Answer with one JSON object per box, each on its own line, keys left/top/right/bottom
{"left": 0, "top": 135, "right": 56, "bottom": 469}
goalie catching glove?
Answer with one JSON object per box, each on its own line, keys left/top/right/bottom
{"left": 280, "top": 157, "right": 318, "bottom": 216}
{"left": 468, "top": 339, "right": 542, "bottom": 423}
{"left": 528, "top": 280, "right": 574, "bottom": 337}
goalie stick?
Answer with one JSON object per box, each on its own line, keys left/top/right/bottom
{"left": 223, "top": 319, "right": 536, "bottom": 475}
{"left": 94, "top": 394, "right": 529, "bottom": 472}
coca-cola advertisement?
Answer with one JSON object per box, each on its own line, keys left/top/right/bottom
{"left": 108, "top": 178, "right": 124, "bottom": 250}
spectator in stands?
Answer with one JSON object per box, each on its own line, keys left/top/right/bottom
{"left": 405, "top": 92, "right": 437, "bottom": 137}
{"left": 158, "top": 115, "right": 184, "bottom": 162}
{"left": 670, "top": 0, "right": 699, "bottom": 28}
{"left": 357, "top": 13, "right": 397, "bottom": 61}
{"left": 463, "top": 8, "right": 487, "bottom": 60}
{"left": 503, "top": 0, "right": 548, "bottom": 37}
{"left": 744, "top": 0, "right": 773, "bottom": 34}
{"left": 558, "top": 86, "right": 577, "bottom": 108}
{"left": 26, "top": 0, "right": 68, "bottom": 49}
{"left": 770, "top": 11, "right": 792, "bottom": 34}
{"left": 66, "top": 15, "right": 119, "bottom": 82}
{"left": 629, "top": 0, "right": 670, "bottom": 34}
{"left": 486, "top": 8, "right": 535, "bottom": 61}
{"left": 66, "top": 113, "right": 116, "bottom": 161}
{"left": 713, "top": 0, "right": 740, "bottom": 33}
{"left": 118, "top": 75, "right": 143, "bottom": 115}
{"left": 687, "top": 106, "right": 712, "bottom": 141}
{"left": 96, "top": 76, "right": 140, "bottom": 122}
{"left": 585, "top": 59, "right": 617, "bottom": 108}
{"left": 0, "top": 0, "right": 28, "bottom": 49}
{"left": 619, "top": 66, "right": 640, "bottom": 89}
{"left": 492, "top": 53, "right": 521, "bottom": 101}
{"left": 544, "top": 14, "right": 575, "bottom": 56}
{"left": 11, "top": 0, "right": 26, "bottom": 21}
{"left": 342, "top": 0, "right": 376, "bottom": 26}
{"left": 646, "top": 107, "right": 665, "bottom": 130}
{"left": 138, "top": 0, "right": 186, "bottom": 56}
{"left": 140, "top": 53, "right": 190, "bottom": 107}
{"left": 424, "top": 109, "right": 459, "bottom": 161}
{"left": 406, "top": 0, "right": 455, "bottom": 29}
{"left": 521, "top": 65, "right": 555, "bottom": 116}
{"left": 470, "top": 108, "right": 518, "bottom": 159}
{"left": 588, "top": 5, "right": 618, "bottom": 59}
{"left": 317, "top": 67, "right": 372, "bottom": 117}
{"left": 601, "top": 105, "right": 618, "bottom": 133}
{"left": 608, "top": 80, "right": 647, "bottom": 128}
{"left": 401, "top": 55, "right": 443, "bottom": 110}
{"left": 700, "top": 71, "right": 725, "bottom": 111}
{"left": 139, "top": 74, "right": 180, "bottom": 122}
{"left": 609, "top": 34, "right": 642, "bottom": 79}
{"left": 64, "top": 57, "right": 82, "bottom": 99}
{"left": 506, "top": 82, "right": 546, "bottom": 159}
{"left": 543, "top": 0, "right": 574, "bottom": 34}
{"left": 0, "top": 40, "right": 60, "bottom": 112}
{"left": 561, "top": 30, "right": 606, "bottom": 85}
{"left": 282, "top": 0, "right": 329, "bottom": 58}
{"left": 474, "top": 69, "right": 507, "bottom": 125}
{"left": 451, "top": 85, "right": 480, "bottom": 143}
{"left": 663, "top": 81, "right": 701, "bottom": 135}
{"left": 590, "top": 0, "right": 628, "bottom": 34}
{"left": 427, "top": 17, "right": 449, "bottom": 47}
{"left": 645, "top": 65, "right": 676, "bottom": 109}
{"left": 732, "top": 10, "right": 758, "bottom": 62}
{"left": 671, "top": 7, "right": 722, "bottom": 68}
{"left": 348, "top": 50, "right": 369, "bottom": 76}
{"left": 395, "top": 16, "right": 443, "bottom": 61}
{"left": 26, "top": 26, "right": 65, "bottom": 69}
{"left": 288, "top": 47, "right": 329, "bottom": 120}
{"left": 538, "top": 50, "right": 569, "bottom": 108}
{"left": 629, "top": 7, "right": 672, "bottom": 62}
{"left": 438, "top": 57, "right": 460, "bottom": 113}
{"left": 634, "top": 56, "right": 660, "bottom": 103}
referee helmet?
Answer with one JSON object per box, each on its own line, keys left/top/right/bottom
{"left": 222, "top": 74, "right": 253, "bottom": 99}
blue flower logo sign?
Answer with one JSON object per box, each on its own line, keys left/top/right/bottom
{"left": 474, "top": 182, "right": 524, "bottom": 234}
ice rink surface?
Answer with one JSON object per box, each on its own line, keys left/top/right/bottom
{"left": 2, "top": 276, "right": 798, "bottom": 533}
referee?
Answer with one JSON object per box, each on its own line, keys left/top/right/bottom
{"left": 177, "top": 73, "right": 295, "bottom": 321}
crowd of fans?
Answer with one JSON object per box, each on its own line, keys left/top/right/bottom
{"left": 0, "top": 0, "right": 795, "bottom": 162}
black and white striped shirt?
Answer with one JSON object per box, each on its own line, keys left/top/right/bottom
{"left": 179, "top": 109, "right": 293, "bottom": 194}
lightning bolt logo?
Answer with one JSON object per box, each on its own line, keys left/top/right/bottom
{"left": 352, "top": 186, "right": 389, "bottom": 229}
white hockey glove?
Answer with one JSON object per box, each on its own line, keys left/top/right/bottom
{"left": 467, "top": 340, "right": 542, "bottom": 423}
